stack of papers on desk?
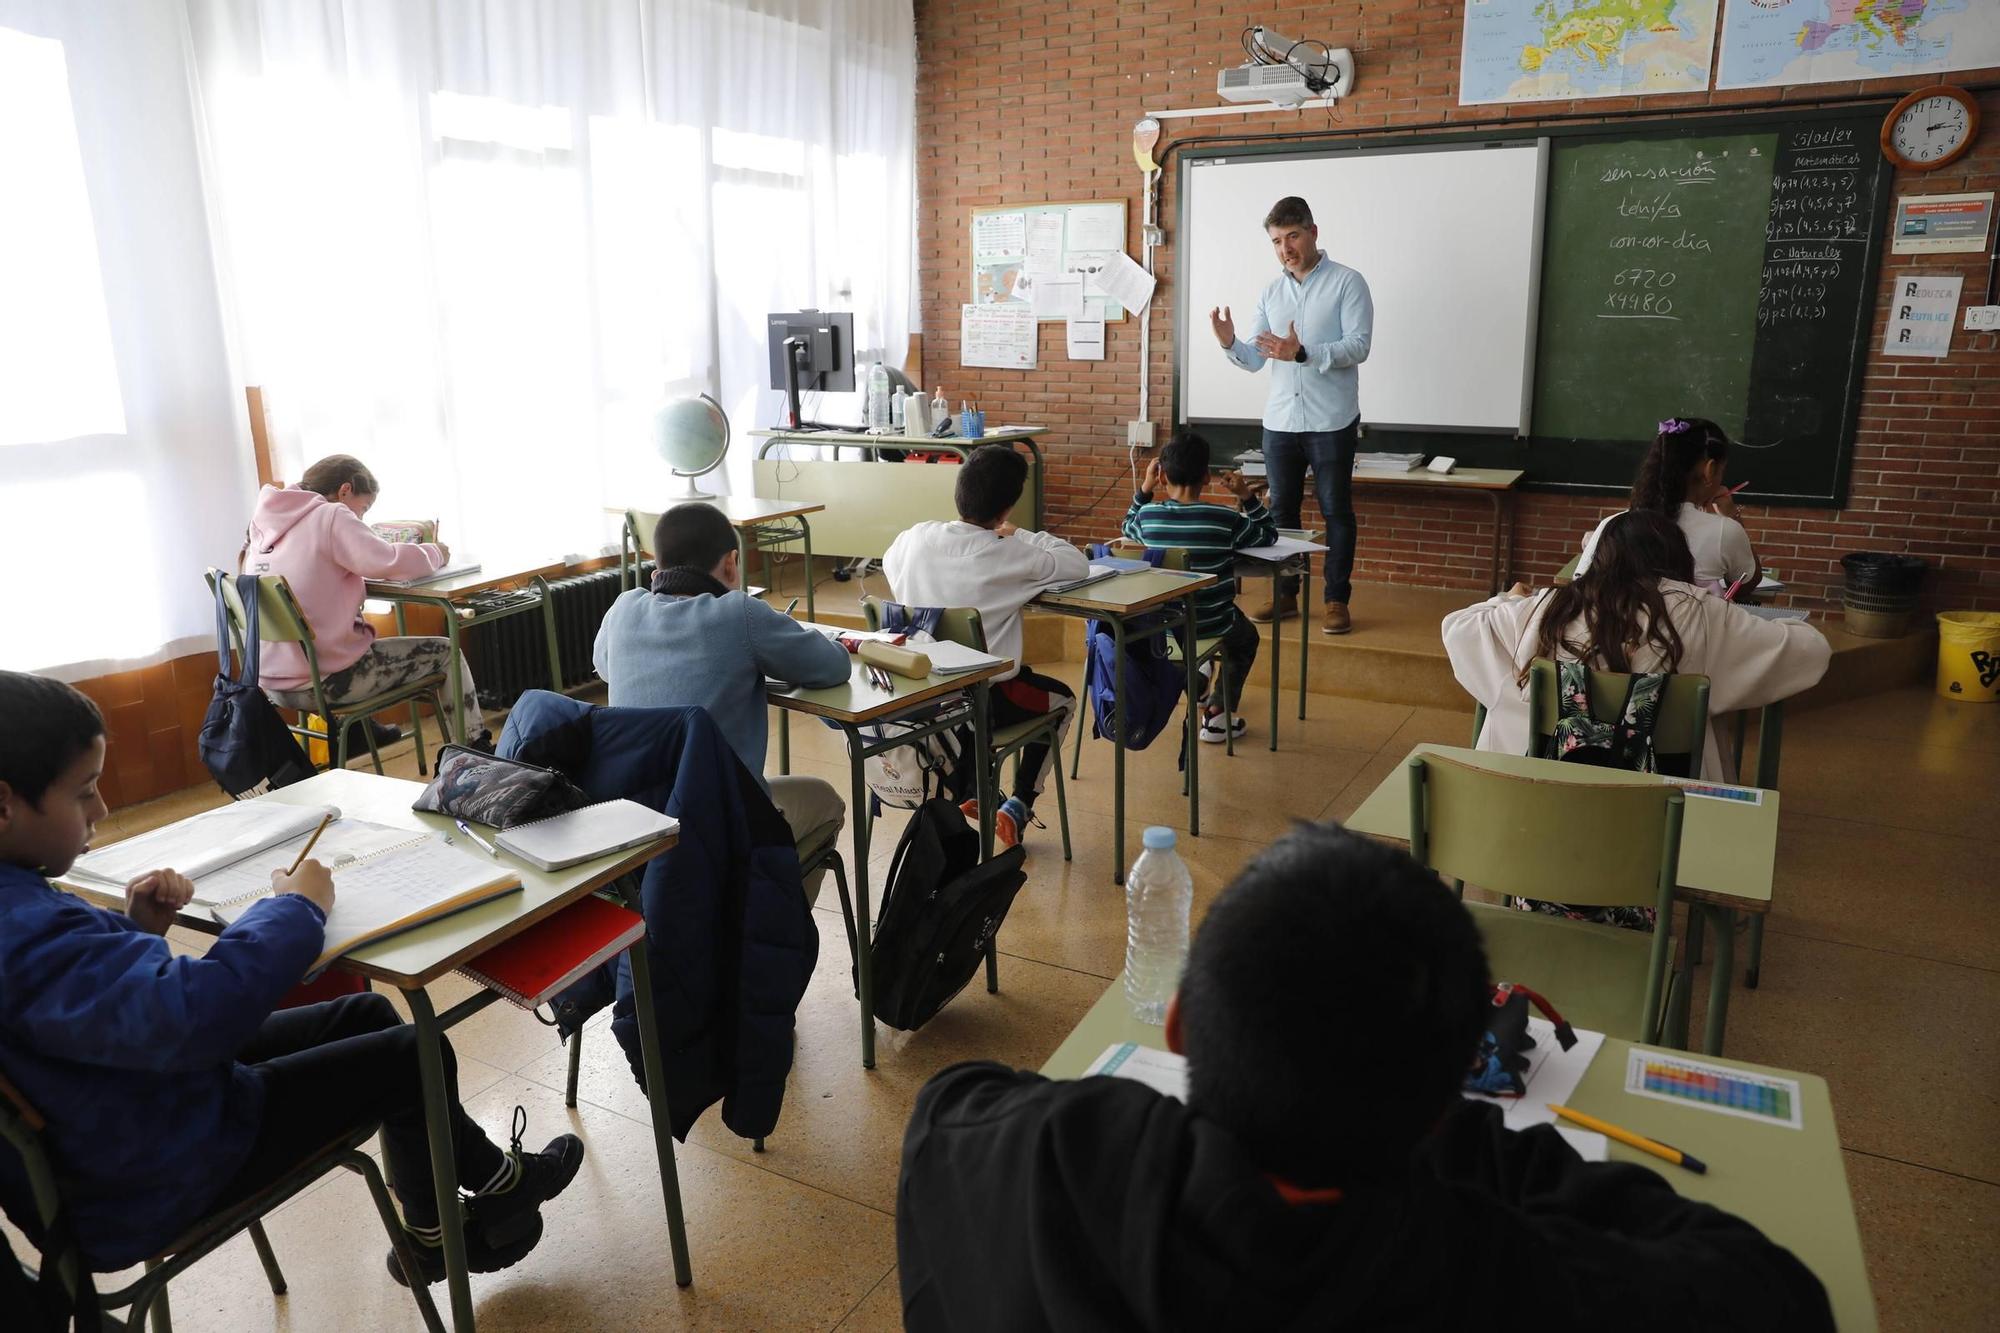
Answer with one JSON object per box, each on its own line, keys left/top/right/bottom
{"left": 1353, "top": 452, "right": 1424, "bottom": 473}
{"left": 374, "top": 559, "right": 482, "bottom": 587}
{"left": 915, "top": 638, "right": 1007, "bottom": 675}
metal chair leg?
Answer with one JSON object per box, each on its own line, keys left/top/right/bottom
{"left": 753, "top": 1137, "right": 766, "bottom": 1153}
{"left": 565, "top": 1029, "right": 582, "bottom": 1109}
{"left": 246, "top": 1219, "right": 286, "bottom": 1295}
{"left": 1052, "top": 728, "right": 1073, "bottom": 862}
{"left": 1746, "top": 913, "right": 1765, "bottom": 989}
{"left": 1686, "top": 903, "right": 1706, "bottom": 968}
{"left": 1069, "top": 694, "right": 1085, "bottom": 780}
{"left": 410, "top": 695, "right": 428, "bottom": 778}
{"left": 350, "top": 1150, "right": 447, "bottom": 1333}
{"left": 143, "top": 1260, "right": 173, "bottom": 1333}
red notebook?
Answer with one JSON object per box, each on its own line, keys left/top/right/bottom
{"left": 458, "top": 894, "right": 645, "bottom": 1010}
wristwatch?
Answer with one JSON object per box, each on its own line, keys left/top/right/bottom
{"left": 1293, "top": 345, "right": 1308, "bottom": 363}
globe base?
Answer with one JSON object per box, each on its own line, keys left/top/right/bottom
{"left": 672, "top": 471, "right": 716, "bottom": 501}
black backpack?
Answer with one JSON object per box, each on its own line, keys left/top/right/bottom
{"left": 865, "top": 795, "right": 1027, "bottom": 1031}
{"left": 198, "top": 574, "right": 315, "bottom": 798}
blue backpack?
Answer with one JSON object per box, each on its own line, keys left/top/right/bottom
{"left": 1080, "top": 618, "right": 1188, "bottom": 753}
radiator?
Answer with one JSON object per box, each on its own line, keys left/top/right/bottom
{"left": 466, "top": 565, "right": 642, "bottom": 708}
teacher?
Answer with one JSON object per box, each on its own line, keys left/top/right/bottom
{"left": 1211, "top": 196, "right": 1373, "bottom": 635}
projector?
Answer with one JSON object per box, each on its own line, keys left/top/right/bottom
{"left": 1218, "top": 64, "right": 1315, "bottom": 107}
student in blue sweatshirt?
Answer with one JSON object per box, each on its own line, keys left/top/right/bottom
{"left": 594, "top": 502, "right": 853, "bottom": 899}
{"left": 0, "top": 672, "right": 581, "bottom": 1288}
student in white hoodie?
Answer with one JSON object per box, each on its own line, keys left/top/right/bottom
{"left": 883, "top": 446, "right": 1088, "bottom": 849}
{"left": 1575, "top": 416, "right": 1759, "bottom": 593}
{"left": 1443, "top": 509, "right": 1829, "bottom": 784}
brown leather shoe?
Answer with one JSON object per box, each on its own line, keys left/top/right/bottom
{"left": 1322, "top": 601, "right": 1352, "bottom": 635}
{"left": 1243, "top": 592, "right": 1276, "bottom": 622}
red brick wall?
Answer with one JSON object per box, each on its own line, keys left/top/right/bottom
{"left": 913, "top": 2, "right": 2000, "bottom": 612}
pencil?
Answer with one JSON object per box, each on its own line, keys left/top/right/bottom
{"left": 285, "top": 812, "right": 335, "bottom": 875}
{"left": 1728, "top": 480, "right": 1750, "bottom": 494}
{"left": 1547, "top": 1104, "right": 1706, "bottom": 1174}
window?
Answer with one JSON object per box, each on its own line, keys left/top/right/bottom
{"left": 0, "top": 28, "right": 125, "bottom": 446}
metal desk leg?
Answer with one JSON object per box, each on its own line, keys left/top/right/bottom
{"left": 1703, "top": 905, "right": 1736, "bottom": 1056}
{"left": 1299, "top": 568, "right": 1311, "bottom": 721}
{"left": 777, "top": 710, "right": 791, "bottom": 775}
{"left": 845, "top": 727, "right": 876, "bottom": 1067}
{"left": 406, "top": 989, "right": 474, "bottom": 1332}
{"left": 440, "top": 602, "right": 467, "bottom": 745}
{"left": 973, "top": 682, "right": 998, "bottom": 994}
{"left": 1112, "top": 615, "right": 1128, "bottom": 885}
{"left": 1184, "top": 597, "right": 1201, "bottom": 841}
{"left": 623, "top": 940, "right": 693, "bottom": 1287}
{"left": 533, "top": 575, "right": 563, "bottom": 693}
{"left": 800, "top": 515, "right": 816, "bottom": 623}
{"left": 1268, "top": 575, "right": 1281, "bottom": 753}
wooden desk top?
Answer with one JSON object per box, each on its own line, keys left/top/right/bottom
{"left": 751, "top": 427, "right": 1046, "bottom": 446}
{"left": 58, "top": 769, "right": 674, "bottom": 989}
{"left": 635, "top": 495, "right": 826, "bottom": 526}
{"left": 766, "top": 655, "right": 1015, "bottom": 725}
{"left": 1344, "top": 743, "right": 1777, "bottom": 910}
{"left": 1032, "top": 569, "right": 1218, "bottom": 617}
{"left": 1350, "top": 466, "right": 1524, "bottom": 491}
{"left": 365, "top": 560, "right": 568, "bottom": 601}
{"left": 1040, "top": 978, "right": 1873, "bottom": 1330}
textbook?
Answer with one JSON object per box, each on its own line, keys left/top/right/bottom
{"left": 457, "top": 893, "right": 644, "bottom": 1010}
{"left": 491, "top": 799, "right": 678, "bottom": 872}
{"left": 213, "top": 830, "right": 522, "bottom": 971}
{"left": 1352, "top": 452, "right": 1424, "bottom": 473}
{"left": 68, "top": 801, "right": 344, "bottom": 891}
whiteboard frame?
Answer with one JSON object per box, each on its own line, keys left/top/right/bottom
{"left": 1174, "top": 137, "right": 1549, "bottom": 436}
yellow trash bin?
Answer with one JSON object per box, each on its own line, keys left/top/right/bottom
{"left": 1936, "top": 612, "right": 2000, "bottom": 703}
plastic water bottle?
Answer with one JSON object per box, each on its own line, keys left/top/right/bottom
{"left": 891, "top": 385, "right": 907, "bottom": 430}
{"left": 865, "top": 360, "right": 891, "bottom": 433}
{"left": 1124, "top": 827, "right": 1193, "bottom": 1024}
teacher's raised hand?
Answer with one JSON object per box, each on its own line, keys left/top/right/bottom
{"left": 1209, "top": 305, "right": 1235, "bottom": 349}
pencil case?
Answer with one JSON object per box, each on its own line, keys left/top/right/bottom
{"left": 1464, "top": 982, "right": 1576, "bottom": 1097}
{"left": 412, "top": 744, "right": 590, "bottom": 830}
{"left": 858, "top": 641, "right": 932, "bottom": 680}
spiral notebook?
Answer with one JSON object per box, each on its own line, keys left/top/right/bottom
{"left": 491, "top": 799, "right": 678, "bottom": 872}
{"left": 457, "top": 893, "right": 645, "bottom": 1010}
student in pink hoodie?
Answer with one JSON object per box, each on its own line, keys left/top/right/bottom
{"left": 243, "top": 455, "right": 489, "bottom": 749}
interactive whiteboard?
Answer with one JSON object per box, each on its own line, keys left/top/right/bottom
{"left": 1178, "top": 139, "right": 1548, "bottom": 434}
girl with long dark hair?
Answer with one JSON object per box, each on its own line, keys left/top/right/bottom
{"left": 1443, "top": 510, "right": 1829, "bottom": 780}
{"left": 1576, "top": 416, "right": 1760, "bottom": 592}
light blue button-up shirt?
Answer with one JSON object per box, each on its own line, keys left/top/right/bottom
{"left": 1222, "top": 254, "right": 1373, "bottom": 433}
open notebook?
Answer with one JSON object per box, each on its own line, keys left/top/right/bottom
{"left": 212, "top": 831, "right": 520, "bottom": 971}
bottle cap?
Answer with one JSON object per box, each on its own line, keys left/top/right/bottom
{"left": 1141, "top": 826, "right": 1176, "bottom": 851}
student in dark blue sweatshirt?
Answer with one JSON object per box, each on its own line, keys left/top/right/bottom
{"left": 0, "top": 672, "right": 579, "bottom": 1287}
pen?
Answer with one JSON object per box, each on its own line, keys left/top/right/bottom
{"left": 454, "top": 819, "right": 501, "bottom": 858}
{"left": 1547, "top": 1104, "right": 1707, "bottom": 1174}
{"left": 785, "top": 597, "right": 800, "bottom": 616}
{"left": 286, "top": 812, "right": 335, "bottom": 875}
{"left": 1728, "top": 480, "right": 1750, "bottom": 494}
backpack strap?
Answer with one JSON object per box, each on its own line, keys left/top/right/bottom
{"left": 232, "top": 574, "right": 264, "bottom": 688}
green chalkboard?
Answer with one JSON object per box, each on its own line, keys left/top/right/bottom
{"left": 1526, "top": 114, "right": 1889, "bottom": 504}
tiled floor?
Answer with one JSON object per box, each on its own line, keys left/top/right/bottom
{"left": 16, "top": 663, "right": 1999, "bottom": 1331}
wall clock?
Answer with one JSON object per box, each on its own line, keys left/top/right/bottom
{"left": 1880, "top": 85, "right": 1979, "bottom": 172}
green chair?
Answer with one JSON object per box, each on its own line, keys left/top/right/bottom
{"left": 0, "top": 1071, "right": 444, "bottom": 1332}
{"left": 1406, "top": 751, "right": 1684, "bottom": 1046}
{"left": 1553, "top": 553, "right": 1581, "bottom": 585}
{"left": 206, "top": 569, "right": 448, "bottom": 777}
{"left": 861, "top": 598, "right": 1073, "bottom": 862}
{"left": 1526, "top": 659, "right": 1711, "bottom": 778}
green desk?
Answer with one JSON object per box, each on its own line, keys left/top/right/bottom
{"left": 622, "top": 496, "right": 824, "bottom": 620}
{"left": 1345, "top": 743, "right": 1777, "bottom": 1056}
{"left": 1032, "top": 569, "right": 1217, "bottom": 886}
{"left": 1040, "top": 977, "right": 1874, "bottom": 1331}
{"left": 365, "top": 560, "right": 569, "bottom": 743}
{"left": 1230, "top": 527, "right": 1321, "bottom": 750}
{"left": 766, "top": 655, "right": 1011, "bottom": 1069}
{"left": 59, "top": 769, "right": 691, "bottom": 1332}
{"left": 750, "top": 427, "right": 1046, "bottom": 561}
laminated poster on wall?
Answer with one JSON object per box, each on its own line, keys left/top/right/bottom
{"left": 961, "top": 302, "right": 1038, "bottom": 370}
{"left": 1882, "top": 272, "right": 1962, "bottom": 358}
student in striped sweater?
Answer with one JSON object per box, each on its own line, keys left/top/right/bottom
{"left": 1123, "top": 431, "right": 1278, "bottom": 743}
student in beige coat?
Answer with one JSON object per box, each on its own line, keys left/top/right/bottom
{"left": 1443, "top": 510, "right": 1830, "bottom": 782}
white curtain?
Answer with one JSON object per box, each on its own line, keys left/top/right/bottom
{"left": 0, "top": 0, "right": 254, "bottom": 680}
{"left": 185, "top": 0, "right": 916, "bottom": 563}
{"left": 0, "top": 0, "right": 913, "bottom": 679}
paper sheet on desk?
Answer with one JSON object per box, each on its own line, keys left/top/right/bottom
{"left": 1239, "top": 534, "right": 1329, "bottom": 562}
{"left": 372, "top": 559, "right": 482, "bottom": 587}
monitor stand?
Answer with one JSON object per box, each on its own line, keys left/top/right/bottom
{"left": 782, "top": 337, "right": 827, "bottom": 432}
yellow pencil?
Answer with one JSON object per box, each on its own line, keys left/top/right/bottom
{"left": 1548, "top": 1103, "right": 1707, "bottom": 1175}
{"left": 285, "top": 812, "right": 335, "bottom": 876}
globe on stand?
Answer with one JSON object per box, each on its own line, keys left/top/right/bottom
{"left": 653, "top": 394, "right": 730, "bottom": 500}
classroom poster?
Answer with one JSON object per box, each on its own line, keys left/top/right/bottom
{"left": 1892, "top": 192, "right": 1995, "bottom": 255}
{"left": 960, "top": 302, "right": 1038, "bottom": 370}
{"left": 1882, "top": 273, "right": 1962, "bottom": 358}
{"left": 969, "top": 200, "right": 1127, "bottom": 320}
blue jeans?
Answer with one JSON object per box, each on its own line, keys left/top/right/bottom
{"left": 1262, "top": 421, "right": 1359, "bottom": 603}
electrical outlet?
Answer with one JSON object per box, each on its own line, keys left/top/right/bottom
{"left": 1963, "top": 305, "right": 2000, "bottom": 331}
{"left": 1126, "top": 421, "right": 1154, "bottom": 449}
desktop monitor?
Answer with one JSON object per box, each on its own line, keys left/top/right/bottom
{"left": 766, "top": 310, "right": 855, "bottom": 430}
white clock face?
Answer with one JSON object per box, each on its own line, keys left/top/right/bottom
{"left": 1894, "top": 95, "right": 1970, "bottom": 165}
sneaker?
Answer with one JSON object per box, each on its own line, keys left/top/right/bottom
{"left": 365, "top": 718, "right": 404, "bottom": 747}
{"left": 385, "top": 1208, "right": 545, "bottom": 1288}
{"left": 466, "top": 1106, "right": 586, "bottom": 1250}
{"left": 1198, "top": 711, "right": 1247, "bottom": 744}
{"left": 960, "top": 798, "right": 1029, "bottom": 850}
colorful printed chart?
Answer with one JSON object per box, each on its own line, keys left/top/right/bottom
{"left": 1717, "top": 0, "right": 2000, "bottom": 91}
{"left": 1459, "top": 0, "right": 1720, "bottom": 106}
{"left": 1625, "top": 1049, "right": 1804, "bottom": 1128}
